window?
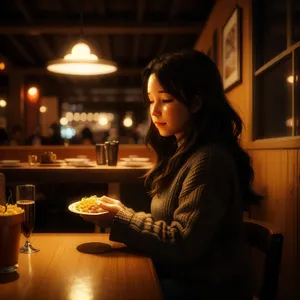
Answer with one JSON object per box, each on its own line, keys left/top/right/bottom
{"left": 253, "top": 0, "right": 300, "bottom": 140}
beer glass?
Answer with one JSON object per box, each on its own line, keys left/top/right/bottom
{"left": 16, "top": 185, "right": 39, "bottom": 253}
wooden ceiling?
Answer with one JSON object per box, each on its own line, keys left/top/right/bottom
{"left": 0, "top": 0, "right": 215, "bottom": 104}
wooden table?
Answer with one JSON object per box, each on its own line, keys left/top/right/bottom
{"left": 0, "top": 233, "right": 163, "bottom": 300}
{"left": 0, "top": 162, "right": 152, "bottom": 200}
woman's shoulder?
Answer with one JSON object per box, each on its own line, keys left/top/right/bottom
{"left": 187, "top": 143, "right": 235, "bottom": 169}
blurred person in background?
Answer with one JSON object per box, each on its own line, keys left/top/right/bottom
{"left": 81, "top": 127, "right": 94, "bottom": 145}
{"left": 0, "top": 118, "right": 9, "bottom": 145}
{"left": 45, "top": 122, "right": 64, "bottom": 145}
{"left": 106, "top": 127, "right": 119, "bottom": 142}
{"left": 9, "top": 124, "right": 24, "bottom": 146}
{"left": 26, "top": 125, "right": 46, "bottom": 146}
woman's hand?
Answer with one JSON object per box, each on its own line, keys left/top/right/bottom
{"left": 98, "top": 196, "right": 123, "bottom": 215}
{"left": 81, "top": 196, "right": 123, "bottom": 228}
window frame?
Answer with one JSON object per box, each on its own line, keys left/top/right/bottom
{"left": 249, "top": 0, "right": 300, "bottom": 149}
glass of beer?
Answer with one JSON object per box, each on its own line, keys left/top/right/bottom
{"left": 16, "top": 184, "right": 40, "bottom": 253}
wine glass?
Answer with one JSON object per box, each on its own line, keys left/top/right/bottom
{"left": 16, "top": 184, "right": 40, "bottom": 253}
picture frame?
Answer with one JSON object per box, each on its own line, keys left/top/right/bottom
{"left": 222, "top": 5, "right": 242, "bottom": 92}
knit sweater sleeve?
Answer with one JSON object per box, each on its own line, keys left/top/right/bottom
{"left": 109, "top": 148, "right": 233, "bottom": 264}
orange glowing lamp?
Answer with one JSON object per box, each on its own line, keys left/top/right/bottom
{"left": 26, "top": 86, "right": 40, "bottom": 103}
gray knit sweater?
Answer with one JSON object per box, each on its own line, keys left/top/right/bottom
{"left": 110, "top": 143, "right": 252, "bottom": 297}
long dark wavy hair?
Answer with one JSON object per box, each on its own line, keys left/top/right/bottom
{"left": 142, "top": 49, "right": 261, "bottom": 210}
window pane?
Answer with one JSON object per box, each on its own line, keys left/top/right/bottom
{"left": 292, "top": 0, "right": 300, "bottom": 44}
{"left": 295, "top": 48, "right": 300, "bottom": 135}
{"left": 254, "top": 0, "right": 287, "bottom": 69}
{"left": 254, "top": 55, "right": 292, "bottom": 139}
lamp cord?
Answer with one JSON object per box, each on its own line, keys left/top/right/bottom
{"left": 79, "top": 0, "right": 84, "bottom": 39}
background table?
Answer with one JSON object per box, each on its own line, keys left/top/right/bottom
{"left": 0, "top": 162, "right": 152, "bottom": 203}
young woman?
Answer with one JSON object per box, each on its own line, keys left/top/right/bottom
{"left": 83, "top": 50, "right": 260, "bottom": 300}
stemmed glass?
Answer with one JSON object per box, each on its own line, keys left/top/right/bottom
{"left": 16, "top": 184, "right": 40, "bottom": 253}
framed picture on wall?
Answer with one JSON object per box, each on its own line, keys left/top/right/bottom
{"left": 222, "top": 5, "right": 242, "bottom": 92}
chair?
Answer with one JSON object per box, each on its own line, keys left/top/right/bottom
{"left": 243, "top": 218, "right": 284, "bottom": 300}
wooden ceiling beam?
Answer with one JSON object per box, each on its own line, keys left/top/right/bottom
{"left": 0, "top": 23, "right": 204, "bottom": 35}
{"left": 170, "top": 0, "right": 181, "bottom": 18}
{"left": 132, "top": 0, "right": 146, "bottom": 66}
{"left": 156, "top": 0, "right": 181, "bottom": 57}
{"left": 137, "top": 0, "right": 146, "bottom": 22}
{"left": 94, "top": 0, "right": 106, "bottom": 16}
{"left": 14, "top": 0, "right": 54, "bottom": 60}
{"left": 6, "top": 35, "right": 35, "bottom": 64}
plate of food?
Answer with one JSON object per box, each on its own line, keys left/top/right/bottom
{"left": 68, "top": 195, "right": 108, "bottom": 215}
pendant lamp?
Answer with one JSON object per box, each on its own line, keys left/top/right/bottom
{"left": 47, "top": 1, "right": 117, "bottom": 76}
{"left": 47, "top": 42, "right": 117, "bottom": 75}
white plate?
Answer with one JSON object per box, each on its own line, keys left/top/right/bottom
{"left": 65, "top": 158, "right": 90, "bottom": 164}
{"left": 68, "top": 201, "right": 108, "bottom": 215}
{"left": 0, "top": 160, "right": 21, "bottom": 167}
{"left": 120, "top": 157, "right": 150, "bottom": 162}
{"left": 119, "top": 161, "right": 152, "bottom": 168}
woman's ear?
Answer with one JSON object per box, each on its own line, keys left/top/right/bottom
{"left": 191, "top": 96, "right": 202, "bottom": 113}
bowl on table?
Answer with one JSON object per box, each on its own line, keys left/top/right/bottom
{"left": 65, "top": 158, "right": 90, "bottom": 166}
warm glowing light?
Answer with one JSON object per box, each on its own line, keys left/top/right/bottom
{"left": 47, "top": 42, "right": 117, "bottom": 75}
{"left": 0, "top": 99, "right": 7, "bottom": 108}
{"left": 93, "top": 113, "right": 99, "bottom": 121}
{"left": 87, "top": 113, "right": 93, "bottom": 122}
{"left": 98, "top": 116, "right": 108, "bottom": 126}
{"left": 68, "top": 277, "right": 93, "bottom": 300}
{"left": 0, "top": 62, "right": 5, "bottom": 71}
{"left": 66, "top": 112, "right": 73, "bottom": 122}
{"left": 28, "top": 87, "right": 38, "bottom": 96}
{"left": 39, "top": 106, "right": 47, "bottom": 113}
{"left": 285, "top": 118, "right": 293, "bottom": 127}
{"left": 107, "top": 113, "right": 115, "bottom": 121}
{"left": 64, "top": 43, "right": 98, "bottom": 61}
{"left": 287, "top": 75, "right": 299, "bottom": 83}
{"left": 80, "top": 112, "right": 87, "bottom": 122}
{"left": 73, "top": 112, "right": 80, "bottom": 122}
{"left": 60, "top": 117, "right": 68, "bottom": 126}
{"left": 27, "top": 86, "right": 40, "bottom": 103}
{"left": 123, "top": 117, "right": 133, "bottom": 128}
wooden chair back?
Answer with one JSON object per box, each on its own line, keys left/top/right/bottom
{"left": 243, "top": 218, "right": 283, "bottom": 300}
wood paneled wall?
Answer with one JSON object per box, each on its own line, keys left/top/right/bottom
{"left": 195, "top": 0, "right": 299, "bottom": 299}
{"left": 248, "top": 149, "right": 299, "bottom": 300}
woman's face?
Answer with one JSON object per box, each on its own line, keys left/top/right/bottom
{"left": 147, "top": 73, "right": 190, "bottom": 139}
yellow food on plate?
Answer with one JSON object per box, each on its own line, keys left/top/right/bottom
{"left": 0, "top": 204, "right": 24, "bottom": 215}
{"left": 75, "top": 195, "right": 105, "bottom": 213}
